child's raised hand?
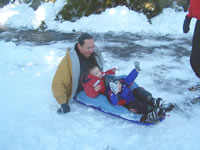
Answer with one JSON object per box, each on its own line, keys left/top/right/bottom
{"left": 134, "top": 61, "right": 140, "bottom": 72}
{"left": 111, "top": 67, "right": 117, "bottom": 72}
{"left": 94, "top": 85, "right": 101, "bottom": 92}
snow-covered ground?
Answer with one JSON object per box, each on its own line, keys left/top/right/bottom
{"left": 0, "top": 1, "right": 200, "bottom": 150}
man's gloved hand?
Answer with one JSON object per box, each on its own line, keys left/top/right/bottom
{"left": 183, "top": 16, "right": 192, "bottom": 33}
{"left": 57, "top": 103, "right": 70, "bottom": 114}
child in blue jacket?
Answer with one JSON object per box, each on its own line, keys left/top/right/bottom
{"left": 106, "top": 69, "right": 162, "bottom": 110}
{"left": 105, "top": 66, "right": 173, "bottom": 123}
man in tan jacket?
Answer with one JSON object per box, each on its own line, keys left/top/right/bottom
{"left": 52, "top": 33, "right": 104, "bottom": 114}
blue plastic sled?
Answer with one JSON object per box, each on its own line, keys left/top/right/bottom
{"left": 74, "top": 91, "right": 165, "bottom": 126}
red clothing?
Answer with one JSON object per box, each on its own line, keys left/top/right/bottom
{"left": 82, "top": 74, "right": 105, "bottom": 97}
{"left": 82, "top": 69, "right": 115, "bottom": 97}
{"left": 187, "top": 0, "right": 200, "bottom": 20}
{"left": 104, "top": 69, "right": 115, "bottom": 75}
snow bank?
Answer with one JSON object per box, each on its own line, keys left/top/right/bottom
{"left": 0, "top": 2, "right": 196, "bottom": 35}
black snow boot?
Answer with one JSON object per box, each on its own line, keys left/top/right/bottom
{"left": 149, "top": 97, "right": 164, "bottom": 108}
{"left": 154, "top": 107, "right": 165, "bottom": 117}
{"left": 140, "top": 111, "right": 160, "bottom": 123}
{"left": 160, "top": 103, "right": 175, "bottom": 112}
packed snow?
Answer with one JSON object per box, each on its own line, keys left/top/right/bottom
{"left": 0, "top": 1, "right": 200, "bottom": 150}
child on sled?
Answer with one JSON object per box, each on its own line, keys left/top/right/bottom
{"left": 81, "top": 63, "right": 173, "bottom": 123}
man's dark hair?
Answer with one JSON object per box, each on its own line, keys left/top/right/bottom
{"left": 78, "top": 33, "right": 93, "bottom": 46}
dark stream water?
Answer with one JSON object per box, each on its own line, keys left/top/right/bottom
{"left": 0, "top": 25, "right": 192, "bottom": 59}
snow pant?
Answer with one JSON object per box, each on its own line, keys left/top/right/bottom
{"left": 125, "top": 99, "right": 154, "bottom": 114}
{"left": 125, "top": 87, "right": 154, "bottom": 114}
{"left": 132, "top": 87, "right": 152, "bottom": 102}
{"left": 190, "top": 20, "right": 200, "bottom": 78}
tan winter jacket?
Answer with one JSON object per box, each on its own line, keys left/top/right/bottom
{"left": 52, "top": 48, "right": 104, "bottom": 104}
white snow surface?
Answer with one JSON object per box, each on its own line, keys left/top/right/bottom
{"left": 0, "top": 1, "right": 200, "bottom": 150}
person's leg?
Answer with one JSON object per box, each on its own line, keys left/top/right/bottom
{"left": 126, "top": 100, "right": 160, "bottom": 123}
{"left": 125, "top": 99, "right": 154, "bottom": 114}
{"left": 132, "top": 87, "right": 163, "bottom": 107}
{"left": 132, "top": 87, "right": 152, "bottom": 102}
{"left": 190, "top": 20, "right": 200, "bottom": 78}
{"left": 129, "top": 81, "right": 139, "bottom": 91}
